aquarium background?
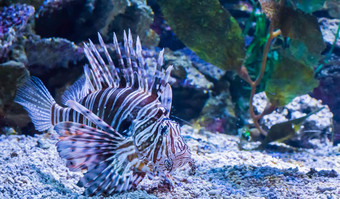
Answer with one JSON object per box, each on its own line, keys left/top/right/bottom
{"left": 0, "top": 0, "right": 339, "bottom": 198}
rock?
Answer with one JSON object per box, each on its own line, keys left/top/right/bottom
{"left": 0, "top": 61, "right": 31, "bottom": 133}
{"left": 317, "top": 186, "right": 337, "bottom": 193}
{"left": 164, "top": 50, "right": 213, "bottom": 90}
{"left": 164, "top": 50, "right": 211, "bottom": 121}
{"left": 307, "top": 168, "right": 338, "bottom": 178}
{"left": 252, "top": 92, "right": 333, "bottom": 148}
{"left": 147, "top": 0, "right": 186, "bottom": 51}
{"left": 0, "top": 60, "right": 29, "bottom": 107}
{"left": 313, "top": 54, "right": 340, "bottom": 145}
{"left": 325, "top": 1, "right": 340, "bottom": 19}
{"left": 35, "top": 0, "right": 159, "bottom": 46}
{"left": 195, "top": 90, "right": 239, "bottom": 135}
{"left": 0, "top": 5, "right": 34, "bottom": 130}
{"left": 24, "top": 37, "right": 83, "bottom": 75}
{"left": 179, "top": 48, "right": 225, "bottom": 81}
{"left": 37, "top": 138, "right": 50, "bottom": 149}
{"left": 141, "top": 48, "right": 212, "bottom": 121}
{"left": 319, "top": 18, "right": 340, "bottom": 50}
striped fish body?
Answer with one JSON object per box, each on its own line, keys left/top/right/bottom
{"left": 15, "top": 30, "right": 193, "bottom": 196}
{"left": 51, "top": 87, "right": 160, "bottom": 136}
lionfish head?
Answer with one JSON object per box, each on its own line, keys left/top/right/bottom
{"left": 158, "top": 118, "right": 192, "bottom": 173}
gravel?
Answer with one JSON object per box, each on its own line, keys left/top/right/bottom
{"left": 0, "top": 125, "right": 339, "bottom": 198}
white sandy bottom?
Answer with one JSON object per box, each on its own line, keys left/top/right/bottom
{"left": 0, "top": 125, "right": 339, "bottom": 199}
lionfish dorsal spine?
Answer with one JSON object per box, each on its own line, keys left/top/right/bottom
{"left": 123, "top": 30, "right": 134, "bottom": 87}
{"left": 61, "top": 77, "right": 88, "bottom": 105}
{"left": 82, "top": 30, "right": 172, "bottom": 99}
{"left": 161, "top": 83, "right": 173, "bottom": 117}
{"left": 136, "top": 36, "right": 148, "bottom": 91}
{"left": 113, "top": 32, "right": 128, "bottom": 84}
{"left": 89, "top": 39, "right": 113, "bottom": 87}
{"left": 97, "top": 32, "right": 120, "bottom": 87}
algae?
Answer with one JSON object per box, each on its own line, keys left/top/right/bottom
{"left": 158, "top": 0, "right": 245, "bottom": 71}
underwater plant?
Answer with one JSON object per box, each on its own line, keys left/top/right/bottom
{"left": 157, "top": 0, "right": 333, "bottom": 147}
{"left": 15, "top": 31, "right": 195, "bottom": 196}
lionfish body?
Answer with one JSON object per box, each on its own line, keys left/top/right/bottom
{"left": 15, "top": 31, "right": 193, "bottom": 196}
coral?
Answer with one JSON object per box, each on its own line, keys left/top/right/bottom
{"left": 265, "top": 40, "right": 319, "bottom": 106}
{"left": 0, "top": 0, "right": 44, "bottom": 10}
{"left": 0, "top": 4, "right": 35, "bottom": 36}
{"left": 0, "top": 4, "right": 35, "bottom": 62}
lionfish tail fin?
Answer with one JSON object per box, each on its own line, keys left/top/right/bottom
{"left": 55, "top": 122, "right": 138, "bottom": 196}
{"left": 14, "top": 76, "right": 55, "bottom": 131}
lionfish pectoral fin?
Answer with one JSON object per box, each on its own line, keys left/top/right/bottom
{"left": 55, "top": 122, "right": 123, "bottom": 171}
{"left": 160, "top": 83, "right": 173, "bottom": 117}
{"left": 55, "top": 122, "right": 138, "bottom": 196}
{"left": 65, "top": 100, "right": 123, "bottom": 138}
{"left": 131, "top": 172, "right": 146, "bottom": 189}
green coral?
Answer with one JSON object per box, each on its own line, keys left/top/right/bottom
{"left": 279, "top": 6, "right": 326, "bottom": 55}
{"left": 265, "top": 40, "right": 319, "bottom": 106}
{"left": 264, "top": 6, "right": 325, "bottom": 106}
{"left": 158, "top": 0, "right": 245, "bottom": 70}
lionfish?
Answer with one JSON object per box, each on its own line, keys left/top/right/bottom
{"left": 15, "top": 31, "right": 194, "bottom": 196}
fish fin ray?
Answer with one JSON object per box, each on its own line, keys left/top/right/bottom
{"left": 65, "top": 100, "right": 123, "bottom": 138}
{"left": 84, "top": 32, "right": 171, "bottom": 95}
{"left": 14, "top": 76, "right": 55, "bottom": 131}
{"left": 55, "top": 122, "right": 123, "bottom": 171}
{"left": 61, "top": 77, "right": 92, "bottom": 105}
{"left": 160, "top": 83, "right": 173, "bottom": 117}
{"left": 54, "top": 122, "right": 138, "bottom": 195}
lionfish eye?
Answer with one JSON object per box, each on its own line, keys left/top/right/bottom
{"left": 164, "top": 158, "right": 173, "bottom": 171}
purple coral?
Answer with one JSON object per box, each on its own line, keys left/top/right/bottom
{"left": 0, "top": 4, "right": 35, "bottom": 37}
{"left": 0, "top": 4, "right": 34, "bottom": 61}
